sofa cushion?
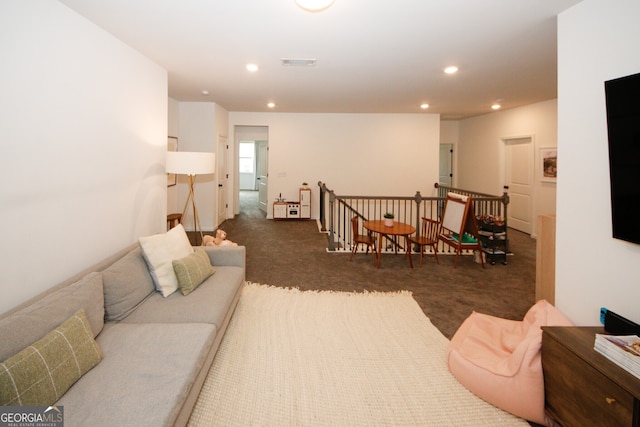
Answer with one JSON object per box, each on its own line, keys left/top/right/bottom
{"left": 139, "top": 224, "right": 193, "bottom": 297}
{"left": 121, "top": 266, "right": 244, "bottom": 327}
{"left": 0, "top": 309, "right": 103, "bottom": 406}
{"left": 0, "top": 272, "right": 104, "bottom": 362}
{"left": 173, "top": 247, "right": 216, "bottom": 296}
{"left": 56, "top": 321, "right": 216, "bottom": 427}
{"left": 102, "top": 247, "right": 155, "bottom": 321}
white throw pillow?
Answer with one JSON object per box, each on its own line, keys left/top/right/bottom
{"left": 139, "top": 224, "right": 193, "bottom": 297}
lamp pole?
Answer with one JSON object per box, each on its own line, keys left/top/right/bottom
{"left": 180, "top": 174, "right": 204, "bottom": 245}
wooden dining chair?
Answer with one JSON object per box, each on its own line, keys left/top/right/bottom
{"left": 406, "top": 217, "right": 440, "bottom": 267}
{"left": 350, "top": 216, "right": 377, "bottom": 265}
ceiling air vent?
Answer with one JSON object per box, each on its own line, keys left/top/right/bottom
{"left": 281, "top": 58, "right": 317, "bottom": 66}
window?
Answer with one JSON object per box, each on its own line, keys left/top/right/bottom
{"left": 239, "top": 141, "right": 255, "bottom": 173}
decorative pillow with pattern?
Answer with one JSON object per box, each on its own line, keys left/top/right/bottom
{"left": 0, "top": 309, "right": 103, "bottom": 406}
{"left": 172, "top": 247, "right": 216, "bottom": 296}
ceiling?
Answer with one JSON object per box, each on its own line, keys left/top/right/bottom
{"left": 59, "top": 0, "right": 582, "bottom": 119}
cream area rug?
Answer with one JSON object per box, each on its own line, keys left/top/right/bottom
{"left": 188, "top": 283, "right": 528, "bottom": 426}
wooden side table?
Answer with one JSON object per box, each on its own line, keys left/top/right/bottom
{"left": 542, "top": 326, "right": 640, "bottom": 426}
{"left": 167, "top": 213, "right": 182, "bottom": 230}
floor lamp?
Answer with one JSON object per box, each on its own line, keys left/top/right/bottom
{"left": 166, "top": 151, "right": 215, "bottom": 245}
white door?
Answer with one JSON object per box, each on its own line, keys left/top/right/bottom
{"left": 217, "top": 135, "right": 228, "bottom": 225}
{"left": 439, "top": 144, "right": 453, "bottom": 186}
{"left": 256, "top": 140, "right": 269, "bottom": 214}
{"left": 504, "top": 137, "right": 533, "bottom": 234}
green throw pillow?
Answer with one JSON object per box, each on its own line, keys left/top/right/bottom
{"left": 0, "top": 309, "right": 103, "bottom": 406}
{"left": 172, "top": 247, "right": 216, "bottom": 296}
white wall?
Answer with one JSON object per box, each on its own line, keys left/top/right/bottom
{"left": 440, "top": 121, "right": 459, "bottom": 145}
{"left": 229, "top": 113, "right": 441, "bottom": 218}
{"left": 556, "top": 0, "right": 640, "bottom": 325}
{"left": 167, "top": 97, "right": 180, "bottom": 215}
{"left": 177, "top": 103, "right": 216, "bottom": 231}
{"left": 176, "top": 102, "right": 229, "bottom": 230}
{"left": 0, "top": 1, "right": 167, "bottom": 314}
{"left": 456, "top": 99, "right": 559, "bottom": 235}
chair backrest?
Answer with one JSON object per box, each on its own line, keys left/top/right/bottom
{"left": 351, "top": 216, "right": 359, "bottom": 237}
{"left": 421, "top": 217, "right": 440, "bottom": 242}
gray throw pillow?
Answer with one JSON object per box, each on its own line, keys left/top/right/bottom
{"left": 102, "top": 247, "right": 155, "bottom": 321}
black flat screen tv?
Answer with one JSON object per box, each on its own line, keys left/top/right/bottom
{"left": 605, "top": 72, "right": 640, "bottom": 245}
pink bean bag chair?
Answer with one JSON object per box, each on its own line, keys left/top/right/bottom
{"left": 447, "top": 300, "right": 573, "bottom": 426}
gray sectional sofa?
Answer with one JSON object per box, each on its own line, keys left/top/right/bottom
{"left": 0, "top": 242, "right": 245, "bottom": 426}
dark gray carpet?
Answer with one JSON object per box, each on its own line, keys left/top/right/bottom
{"left": 209, "top": 190, "right": 537, "bottom": 340}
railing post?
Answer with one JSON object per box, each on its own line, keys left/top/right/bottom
{"left": 327, "top": 189, "right": 336, "bottom": 251}
{"left": 414, "top": 191, "right": 422, "bottom": 237}
{"left": 502, "top": 186, "right": 510, "bottom": 222}
{"left": 317, "top": 181, "right": 326, "bottom": 232}
{"left": 502, "top": 186, "right": 510, "bottom": 252}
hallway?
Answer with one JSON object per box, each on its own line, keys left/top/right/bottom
{"left": 239, "top": 190, "right": 265, "bottom": 219}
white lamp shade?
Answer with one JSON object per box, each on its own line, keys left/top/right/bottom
{"left": 295, "top": 0, "right": 335, "bottom": 12}
{"left": 166, "top": 151, "right": 215, "bottom": 175}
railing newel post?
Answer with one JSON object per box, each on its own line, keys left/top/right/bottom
{"left": 318, "top": 181, "right": 326, "bottom": 232}
{"left": 328, "top": 189, "right": 336, "bottom": 251}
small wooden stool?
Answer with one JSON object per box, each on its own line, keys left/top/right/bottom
{"left": 167, "top": 213, "right": 182, "bottom": 230}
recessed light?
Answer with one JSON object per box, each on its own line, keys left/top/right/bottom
{"left": 491, "top": 103, "right": 501, "bottom": 110}
{"left": 444, "top": 66, "right": 458, "bottom": 74}
{"left": 246, "top": 63, "right": 259, "bottom": 72}
{"left": 201, "top": 90, "right": 210, "bottom": 96}
{"left": 420, "top": 103, "right": 429, "bottom": 110}
{"left": 267, "top": 102, "right": 276, "bottom": 108}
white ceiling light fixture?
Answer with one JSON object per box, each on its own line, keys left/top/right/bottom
{"left": 267, "top": 102, "right": 276, "bottom": 108}
{"left": 491, "top": 103, "right": 501, "bottom": 110}
{"left": 444, "top": 66, "right": 458, "bottom": 74}
{"left": 420, "top": 103, "right": 429, "bottom": 110}
{"left": 281, "top": 58, "right": 317, "bottom": 67}
{"left": 246, "top": 63, "right": 259, "bottom": 72}
{"left": 295, "top": 0, "right": 335, "bottom": 12}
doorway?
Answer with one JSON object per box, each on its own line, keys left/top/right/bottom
{"left": 503, "top": 136, "right": 534, "bottom": 234}
{"left": 439, "top": 143, "right": 454, "bottom": 186}
{"left": 217, "top": 135, "right": 229, "bottom": 226}
{"left": 235, "top": 126, "right": 269, "bottom": 216}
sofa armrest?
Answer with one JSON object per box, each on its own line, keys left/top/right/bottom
{"left": 202, "top": 246, "right": 246, "bottom": 268}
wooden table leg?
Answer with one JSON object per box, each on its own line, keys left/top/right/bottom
{"left": 376, "top": 233, "right": 383, "bottom": 268}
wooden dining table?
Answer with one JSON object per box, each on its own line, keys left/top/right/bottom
{"left": 363, "top": 220, "right": 416, "bottom": 268}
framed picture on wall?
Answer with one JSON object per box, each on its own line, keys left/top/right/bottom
{"left": 167, "top": 136, "right": 178, "bottom": 187}
{"left": 540, "top": 148, "right": 557, "bottom": 182}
